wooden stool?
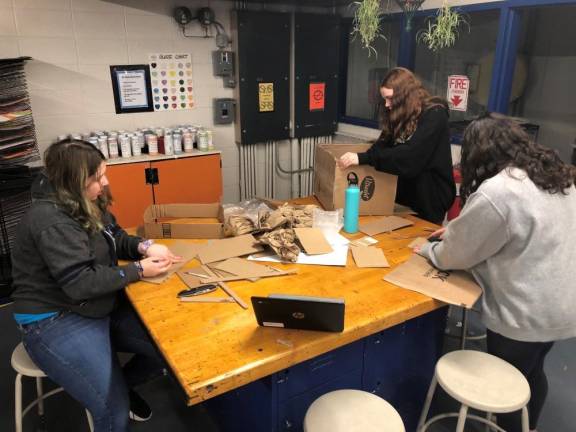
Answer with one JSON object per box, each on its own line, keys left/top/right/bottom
{"left": 11, "top": 342, "right": 94, "bottom": 432}
{"left": 304, "top": 389, "right": 405, "bottom": 432}
{"left": 418, "top": 350, "right": 530, "bottom": 432}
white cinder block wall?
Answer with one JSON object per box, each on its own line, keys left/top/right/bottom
{"left": 0, "top": 0, "right": 246, "bottom": 203}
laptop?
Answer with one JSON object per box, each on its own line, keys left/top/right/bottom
{"left": 251, "top": 294, "right": 345, "bottom": 332}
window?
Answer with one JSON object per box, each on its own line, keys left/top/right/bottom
{"left": 343, "top": 19, "right": 401, "bottom": 122}
{"left": 412, "top": 10, "right": 501, "bottom": 121}
{"left": 510, "top": 5, "right": 576, "bottom": 162}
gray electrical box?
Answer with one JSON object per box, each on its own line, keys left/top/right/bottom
{"left": 212, "top": 50, "right": 234, "bottom": 76}
{"left": 213, "top": 98, "right": 235, "bottom": 124}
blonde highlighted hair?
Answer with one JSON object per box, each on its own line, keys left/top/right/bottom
{"left": 44, "top": 139, "right": 109, "bottom": 233}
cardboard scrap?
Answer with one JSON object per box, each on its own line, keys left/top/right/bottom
{"left": 197, "top": 234, "right": 263, "bottom": 264}
{"left": 383, "top": 254, "right": 482, "bottom": 308}
{"left": 359, "top": 216, "right": 414, "bottom": 236}
{"left": 407, "top": 237, "right": 428, "bottom": 250}
{"left": 351, "top": 246, "right": 389, "bottom": 268}
{"left": 141, "top": 241, "right": 202, "bottom": 284}
{"left": 350, "top": 236, "right": 378, "bottom": 247}
{"left": 210, "top": 257, "right": 278, "bottom": 278}
{"left": 294, "top": 228, "right": 333, "bottom": 255}
{"left": 200, "top": 269, "right": 297, "bottom": 284}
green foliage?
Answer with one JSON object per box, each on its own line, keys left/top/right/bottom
{"left": 351, "top": 0, "right": 386, "bottom": 57}
{"left": 417, "top": 1, "right": 469, "bottom": 52}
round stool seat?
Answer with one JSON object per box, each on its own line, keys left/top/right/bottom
{"left": 304, "top": 389, "right": 405, "bottom": 432}
{"left": 436, "top": 350, "right": 530, "bottom": 413}
{"left": 11, "top": 343, "right": 46, "bottom": 378}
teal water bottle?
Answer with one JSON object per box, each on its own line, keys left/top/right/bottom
{"left": 344, "top": 172, "right": 360, "bottom": 233}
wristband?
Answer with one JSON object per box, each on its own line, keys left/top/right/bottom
{"left": 138, "top": 239, "right": 154, "bottom": 255}
{"left": 134, "top": 260, "right": 144, "bottom": 277}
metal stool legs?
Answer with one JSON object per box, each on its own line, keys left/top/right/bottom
{"left": 14, "top": 372, "right": 94, "bottom": 432}
{"left": 418, "top": 372, "right": 530, "bottom": 432}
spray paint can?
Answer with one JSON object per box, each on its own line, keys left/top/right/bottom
{"left": 107, "top": 136, "right": 119, "bottom": 159}
{"left": 206, "top": 130, "right": 214, "bottom": 150}
{"left": 197, "top": 130, "right": 208, "bottom": 151}
{"left": 183, "top": 131, "right": 193, "bottom": 152}
{"left": 146, "top": 134, "right": 158, "bottom": 155}
{"left": 119, "top": 135, "right": 132, "bottom": 158}
{"left": 131, "top": 135, "right": 142, "bottom": 157}
{"left": 97, "top": 137, "right": 109, "bottom": 159}
{"left": 163, "top": 132, "right": 174, "bottom": 155}
{"left": 173, "top": 132, "right": 183, "bottom": 154}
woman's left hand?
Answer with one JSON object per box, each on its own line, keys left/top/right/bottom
{"left": 145, "top": 244, "right": 183, "bottom": 263}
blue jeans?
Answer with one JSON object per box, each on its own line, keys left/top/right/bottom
{"left": 19, "top": 299, "right": 165, "bottom": 432}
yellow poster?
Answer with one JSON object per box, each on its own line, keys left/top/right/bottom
{"left": 258, "top": 83, "right": 274, "bottom": 112}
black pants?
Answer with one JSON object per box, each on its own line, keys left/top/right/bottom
{"left": 486, "top": 329, "right": 554, "bottom": 431}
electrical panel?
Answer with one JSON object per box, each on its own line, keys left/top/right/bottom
{"left": 232, "top": 11, "right": 290, "bottom": 145}
{"left": 213, "top": 98, "right": 235, "bottom": 124}
{"left": 212, "top": 50, "right": 235, "bottom": 87}
{"left": 293, "top": 14, "right": 340, "bottom": 138}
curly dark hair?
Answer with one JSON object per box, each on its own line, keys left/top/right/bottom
{"left": 459, "top": 113, "right": 576, "bottom": 205}
{"left": 379, "top": 67, "right": 448, "bottom": 142}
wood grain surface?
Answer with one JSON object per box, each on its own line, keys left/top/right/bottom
{"left": 125, "top": 199, "right": 443, "bottom": 405}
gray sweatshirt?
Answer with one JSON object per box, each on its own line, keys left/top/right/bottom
{"left": 420, "top": 167, "right": 576, "bottom": 342}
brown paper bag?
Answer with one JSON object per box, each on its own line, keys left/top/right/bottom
{"left": 383, "top": 254, "right": 482, "bottom": 308}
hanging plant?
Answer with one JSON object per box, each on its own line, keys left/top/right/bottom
{"left": 350, "top": 0, "right": 387, "bottom": 57}
{"left": 417, "top": 0, "right": 469, "bottom": 51}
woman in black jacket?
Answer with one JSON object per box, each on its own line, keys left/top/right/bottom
{"left": 339, "top": 67, "right": 456, "bottom": 224}
{"left": 11, "top": 139, "right": 181, "bottom": 432}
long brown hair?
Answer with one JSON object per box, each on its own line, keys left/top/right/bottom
{"left": 44, "top": 139, "right": 109, "bottom": 233}
{"left": 379, "top": 67, "right": 447, "bottom": 141}
{"left": 460, "top": 113, "right": 576, "bottom": 205}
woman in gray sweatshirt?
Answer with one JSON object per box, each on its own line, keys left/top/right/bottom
{"left": 418, "top": 113, "right": 576, "bottom": 432}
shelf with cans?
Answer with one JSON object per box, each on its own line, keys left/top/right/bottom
{"left": 55, "top": 125, "right": 223, "bottom": 228}
{"left": 58, "top": 125, "right": 220, "bottom": 166}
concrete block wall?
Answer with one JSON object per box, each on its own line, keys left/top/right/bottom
{"left": 0, "top": 0, "right": 243, "bottom": 203}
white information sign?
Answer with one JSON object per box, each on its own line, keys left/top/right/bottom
{"left": 447, "top": 75, "right": 470, "bottom": 112}
{"left": 116, "top": 70, "right": 148, "bottom": 109}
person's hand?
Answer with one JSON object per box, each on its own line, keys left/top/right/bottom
{"left": 338, "top": 152, "right": 359, "bottom": 169}
{"left": 145, "top": 244, "right": 183, "bottom": 263}
{"left": 427, "top": 227, "right": 446, "bottom": 241}
{"left": 139, "top": 257, "right": 173, "bottom": 277}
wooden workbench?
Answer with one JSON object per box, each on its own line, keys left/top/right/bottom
{"left": 126, "top": 209, "right": 446, "bottom": 431}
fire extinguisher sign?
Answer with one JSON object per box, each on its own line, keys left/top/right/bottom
{"left": 447, "top": 75, "right": 469, "bottom": 112}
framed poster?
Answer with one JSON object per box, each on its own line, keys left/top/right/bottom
{"left": 110, "top": 64, "right": 154, "bottom": 114}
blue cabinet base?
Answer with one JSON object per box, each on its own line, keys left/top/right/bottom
{"left": 205, "top": 307, "right": 447, "bottom": 432}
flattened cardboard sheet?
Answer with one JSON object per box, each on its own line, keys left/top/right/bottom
{"left": 294, "top": 228, "right": 333, "bottom": 255}
{"left": 359, "top": 216, "right": 414, "bottom": 236}
{"left": 351, "top": 246, "right": 389, "bottom": 268}
{"left": 197, "top": 234, "right": 263, "bottom": 264}
{"left": 210, "top": 257, "right": 278, "bottom": 277}
{"left": 141, "top": 241, "right": 202, "bottom": 284}
{"left": 407, "top": 237, "right": 428, "bottom": 250}
{"left": 383, "top": 254, "right": 482, "bottom": 308}
{"left": 350, "top": 236, "right": 378, "bottom": 247}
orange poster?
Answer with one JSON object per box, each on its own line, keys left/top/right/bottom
{"left": 309, "top": 82, "right": 325, "bottom": 111}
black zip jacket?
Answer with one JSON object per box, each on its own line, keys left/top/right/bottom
{"left": 358, "top": 106, "right": 456, "bottom": 224}
{"left": 11, "top": 174, "right": 142, "bottom": 318}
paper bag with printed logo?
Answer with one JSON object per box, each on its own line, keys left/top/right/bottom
{"left": 383, "top": 254, "right": 482, "bottom": 308}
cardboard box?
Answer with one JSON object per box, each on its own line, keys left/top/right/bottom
{"left": 314, "top": 144, "right": 398, "bottom": 215}
{"left": 143, "top": 203, "right": 224, "bottom": 239}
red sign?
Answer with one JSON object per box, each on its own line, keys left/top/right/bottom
{"left": 447, "top": 75, "right": 469, "bottom": 112}
{"left": 309, "top": 82, "right": 325, "bottom": 111}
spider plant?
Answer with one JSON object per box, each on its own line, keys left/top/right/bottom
{"left": 417, "top": 0, "right": 469, "bottom": 52}
{"left": 350, "top": 0, "right": 387, "bottom": 57}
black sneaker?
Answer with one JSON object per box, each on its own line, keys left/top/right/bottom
{"left": 128, "top": 390, "right": 152, "bottom": 422}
